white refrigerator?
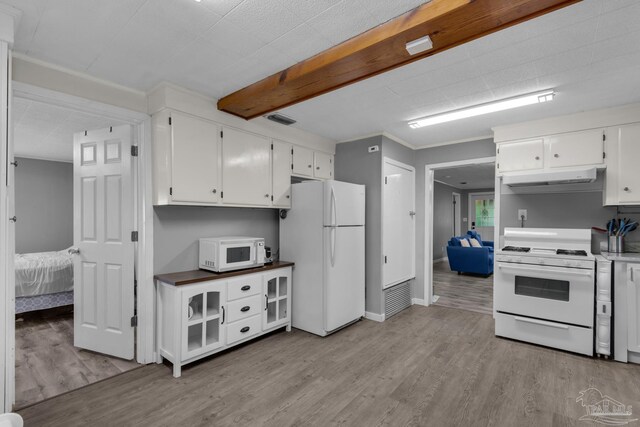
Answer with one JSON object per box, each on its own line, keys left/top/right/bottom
{"left": 280, "top": 180, "right": 365, "bottom": 336}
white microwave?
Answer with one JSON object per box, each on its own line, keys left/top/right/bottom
{"left": 199, "top": 237, "right": 265, "bottom": 273}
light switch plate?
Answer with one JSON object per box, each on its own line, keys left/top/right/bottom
{"left": 518, "top": 209, "right": 528, "bottom": 220}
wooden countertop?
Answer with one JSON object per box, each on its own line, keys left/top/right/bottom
{"left": 154, "top": 261, "right": 295, "bottom": 286}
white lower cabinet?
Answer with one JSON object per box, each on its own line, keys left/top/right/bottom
{"left": 628, "top": 265, "right": 640, "bottom": 354}
{"left": 157, "top": 266, "right": 292, "bottom": 377}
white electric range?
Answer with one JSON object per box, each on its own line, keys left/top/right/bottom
{"left": 494, "top": 228, "right": 600, "bottom": 356}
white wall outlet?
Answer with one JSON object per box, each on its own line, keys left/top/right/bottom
{"left": 518, "top": 209, "right": 528, "bottom": 220}
{"left": 368, "top": 145, "right": 380, "bottom": 153}
{"left": 463, "top": 217, "right": 468, "bottom": 223}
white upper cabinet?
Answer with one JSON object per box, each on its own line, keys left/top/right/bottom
{"left": 171, "top": 112, "right": 220, "bottom": 204}
{"left": 496, "top": 138, "right": 544, "bottom": 173}
{"left": 292, "top": 146, "right": 314, "bottom": 177}
{"left": 272, "top": 140, "right": 292, "bottom": 208}
{"left": 546, "top": 129, "right": 604, "bottom": 168}
{"left": 605, "top": 123, "right": 640, "bottom": 205}
{"left": 152, "top": 110, "right": 220, "bottom": 205}
{"left": 221, "top": 127, "right": 271, "bottom": 206}
{"left": 152, "top": 108, "right": 334, "bottom": 207}
{"left": 314, "top": 152, "right": 333, "bottom": 180}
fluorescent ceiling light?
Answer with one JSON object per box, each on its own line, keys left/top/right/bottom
{"left": 406, "top": 35, "right": 433, "bottom": 55}
{"left": 408, "top": 89, "right": 556, "bottom": 129}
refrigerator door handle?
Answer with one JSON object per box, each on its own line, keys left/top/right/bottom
{"left": 330, "top": 227, "right": 336, "bottom": 267}
{"left": 331, "top": 187, "right": 337, "bottom": 227}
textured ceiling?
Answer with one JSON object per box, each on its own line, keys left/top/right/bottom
{"left": 434, "top": 163, "right": 496, "bottom": 190}
{"left": 13, "top": 97, "right": 127, "bottom": 162}
{"left": 7, "top": 0, "right": 640, "bottom": 148}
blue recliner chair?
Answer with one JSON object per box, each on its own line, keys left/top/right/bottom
{"left": 446, "top": 230, "right": 494, "bottom": 276}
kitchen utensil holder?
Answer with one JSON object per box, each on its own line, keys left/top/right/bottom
{"left": 608, "top": 236, "right": 625, "bottom": 253}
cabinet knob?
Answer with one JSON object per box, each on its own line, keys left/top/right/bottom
{"left": 554, "top": 153, "right": 559, "bottom": 158}
{"left": 316, "top": 166, "right": 320, "bottom": 170}
{"left": 286, "top": 195, "right": 290, "bottom": 199}
{"left": 241, "top": 306, "right": 250, "bottom": 312}
{"left": 241, "top": 285, "right": 251, "bottom": 291}
{"left": 265, "top": 194, "right": 270, "bottom": 198}
{"left": 535, "top": 156, "right": 540, "bottom": 160}
{"left": 212, "top": 189, "right": 217, "bottom": 194}
{"left": 308, "top": 164, "right": 312, "bottom": 168}
{"left": 624, "top": 187, "right": 630, "bottom": 192}
{"left": 240, "top": 326, "right": 250, "bottom": 333}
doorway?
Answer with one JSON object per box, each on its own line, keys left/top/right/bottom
{"left": 5, "top": 82, "right": 154, "bottom": 410}
{"left": 425, "top": 157, "right": 498, "bottom": 315}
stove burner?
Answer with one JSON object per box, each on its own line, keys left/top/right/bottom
{"left": 556, "top": 249, "right": 588, "bottom": 256}
{"left": 502, "top": 246, "right": 531, "bottom": 253}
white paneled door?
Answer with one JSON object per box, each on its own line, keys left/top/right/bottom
{"left": 72, "top": 125, "right": 135, "bottom": 360}
{"left": 383, "top": 159, "right": 415, "bottom": 289}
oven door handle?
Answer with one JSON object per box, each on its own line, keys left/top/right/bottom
{"left": 514, "top": 316, "right": 570, "bottom": 330}
{"left": 497, "top": 263, "right": 593, "bottom": 277}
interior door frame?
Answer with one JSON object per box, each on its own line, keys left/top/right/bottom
{"left": 467, "top": 191, "right": 495, "bottom": 236}
{"left": 381, "top": 157, "right": 416, "bottom": 289}
{"left": 6, "top": 81, "right": 155, "bottom": 406}
{"left": 424, "top": 157, "right": 498, "bottom": 308}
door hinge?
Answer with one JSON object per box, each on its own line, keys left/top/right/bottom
{"left": 385, "top": 176, "right": 388, "bottom": 184}
{"left": 130, "top": 315, "right": 138, "bottom": 327}
{"left": 497, "top": 163, "right": 499, "bottom": 169}
{"left": 497, "top": 148, "right": 499, "bottom": 154}
{"left": 168, "top": 117, "right": 172, "bottom": 125}
{"left": 291, "top": 148, "right": 294, "bottom": 155}
{"left": 603, "top": 133, "right": 606, "bottom": 141}
{"left": 384, "top": 256, "right": 388, "bottom": 264}
{"left": 291, "top": 164, "right": 293, "bottom": 170}
{"left": 131, "top": 146, "right": 139, "bottom": 157}
{"left": 221, "top": 191, "right": 224, "bottom": 199}
{"left": 169, "top": 187, "right": 173, "bottom": 196}
{"left": 603, "top": 152, "right": 606, "bottom": 159}
{"left": 220, "top": 130, "right": 223, "bottom": 138}
{"left": 131, "top": 231, "right": 139, "bottom": 242}
{"left": 271, "top": 143, "right": 273, "bottom": 150}
{"left": 271, "top": 195, "right": 273, "bottom": 201}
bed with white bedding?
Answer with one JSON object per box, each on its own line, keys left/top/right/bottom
{"left": 15, "top": 249, "right": 74, "bottom": 314}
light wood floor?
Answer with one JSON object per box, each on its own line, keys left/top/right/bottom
{"left": 433, "top": 260, "right": 493, "bottom": 315}
{"left": 19, "top": 305, "right": 640, "bottom": 426}
{"left": 15, "top": 309, "right": 139, "bottom": 409}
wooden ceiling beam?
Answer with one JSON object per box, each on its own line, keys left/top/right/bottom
{"left": 217, "top": 0, "right": 581, "bottom": 120}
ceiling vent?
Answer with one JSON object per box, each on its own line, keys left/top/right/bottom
{"left": 266, "top": 113, "right": 296, "bottom": 126}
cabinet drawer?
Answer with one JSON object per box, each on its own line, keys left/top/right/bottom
{"left": 226, "top": 295, "right": 262, "bottom": 323}
{"left": 495, "top": 312, "right": 593, "bottom": 356}
{"left": 227, "top": 275, "right": 261, "bottom": 301}
{"left": 226, "top": 314, "right": 262, "bottom": 345}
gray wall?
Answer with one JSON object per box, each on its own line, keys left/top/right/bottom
{"left": 414, "top": 139, "right": 496, "bottom": 301}
{"left": 15, "top": 157, "right": 73, "bottom": 253}
{"left": 335, "top": 136, "right": 384, "bottom": 314}
{"left": 154, "top": 206, "right": 279, "bottom": 274}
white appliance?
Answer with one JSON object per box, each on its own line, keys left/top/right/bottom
{"left": 280, "top": 180, "right": 365, "bottom": 337}
{"left": 199, "top": 237, "right": 265, "bottom": 273}
{"left": 495, "top": 228, "right": 595, "bottom": 355}
{"left": 503, "top": 167, "right": 597, "bottom": 187}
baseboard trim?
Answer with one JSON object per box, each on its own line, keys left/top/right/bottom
{"left": 412, "top": 298, "right": 427, "bottom": 306}
{"left": 364, "top": 311, "right": 385, "bottom": 322}
{"left": 434, "top": 257, "right": 449, "bottom": 264}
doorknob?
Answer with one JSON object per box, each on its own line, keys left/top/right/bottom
{"left": 409, "top": 211, "right": 416, "bottom": 217}
{"left": 9, "top": 216, "right": 16, "bottom": 222}
{"left": 68, "top": 248, "right": 80, "bottom": 255}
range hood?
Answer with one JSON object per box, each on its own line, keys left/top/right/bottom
{"left": 503, "top": 167, "right": 597, "bottom": 187}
